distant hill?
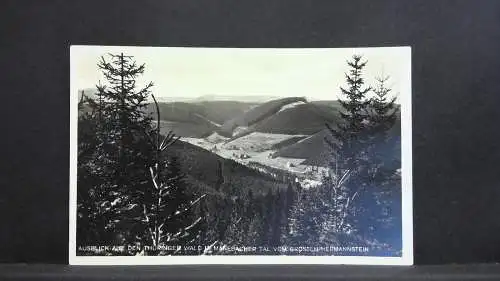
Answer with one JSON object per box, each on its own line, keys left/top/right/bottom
{"left": 218, "top": 98, "right": 344, "bottom": 142}
{"left": 77, "top": 88, "right": 257, "bottom": 123}
{"left": 158, "top": 121, "right": 216, "bottom": 138}
{"left": 251, "top": 102, "right": 341, "bottom": 135}
{"left": 77, "top": 89, "right": 258, "bottom": 138}
{"left": 219, "top": 97, "right": 308, "bottom": 137}
{"left": 77, "top": 90, "right": 401, "bottom": 170}
{"left": 310, "top": 100, "right": 343, "bottom": 109}
{"left": 146, "top": 102, "right": 214, "bottom": 124}
{"left": 147, "top": 101, "right": 257, "bottom": 138}
{"left": 188, "top": 101, "right": 258, "bottom": 125}
{"left": 194, "top": 94, "right": 281, "bottom": 103}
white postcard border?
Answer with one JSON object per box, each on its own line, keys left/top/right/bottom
{"left": 69, "top": 46, "right": 413, "bottom": 265}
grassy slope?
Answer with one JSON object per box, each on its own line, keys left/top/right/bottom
{"left": 219, "top": 97, "right": 307, "bottom": 136}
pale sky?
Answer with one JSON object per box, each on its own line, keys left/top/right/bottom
{"left": 71, "top": 46, "right": 410, "bottom": 102}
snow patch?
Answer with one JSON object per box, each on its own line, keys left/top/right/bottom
{"left": 232, "top": 126, "right": 249, "bottom": 137}
{"left": 296, "top": 134, "right": 314, "bottom": 144}
{"left": 205, "top": 132, "right": 228, "bottom": 143}
{"left": 300, "top": 179, "right": 323, "bottom": 189}
{"left": 277, "top": 101, "right": 306, "bottom": 113}
{"left": 193, "top": 113, "right": 221, "bottom": 127}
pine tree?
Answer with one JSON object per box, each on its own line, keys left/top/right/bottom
{"left": 323, "top": 58, "right": 400, "bottom": 242}
{"left": 369, "top": 74, "right": 397, "bottom": 132}
{"left": 79, "top": 53, "right": 158, "bottom": 245}
{"left": 77, "top": 53, "right": 206, "bottom": 254}
{"left": 324, "top": 55, "right": 372, "bottom": 208}
{"left": 325, "top": 54, "right": 372, "bottom": 171}
{"left": 142, "top": 95, "right": 205, "bottom": 255}
{"left": 320, "top": 54, "right": 377, "bottom": 245}
{"left": 361, "top": 74, "right": 400, "bottom": 240}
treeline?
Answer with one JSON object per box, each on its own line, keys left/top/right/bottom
{"left": 77, "top": 53, "right": 401, "bottom": 257}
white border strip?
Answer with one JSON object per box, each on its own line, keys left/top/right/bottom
{"left": 400, "top": 46, "right": 413, "bottom": 266}
{"left": 69, "top": 46, "right": 413, "bottom": 265}
{"left": 69, "top": 46, "right": 78, "bottom": 265}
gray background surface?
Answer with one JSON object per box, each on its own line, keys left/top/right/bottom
{"left": 1, "top": 0, "right": 500, "bottom": 265}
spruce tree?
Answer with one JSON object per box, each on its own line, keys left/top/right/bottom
{"left": 321, "top": 54, "right": 375, "bottom": 244}
{"left": 324, "top": 54, "right": 372, "bottom": 199}
{"left": 362, "top": 74, "right": 400, "bottom": 240}
{"left": 338, "top": 55, "right": 371, "bottom": 132}
{"left": 325, "top": 54, "right": 372, "bottom": 170}
{"left": 80, "top": 53, "right": 157, "bottom": 245}
{"left": 369, "top": 74, "right": 397, "bottom": 133}
{"left": 77, "top": 53, "right": 206, "bottom": 253}
{"left": 363, "top": 74, "right": 399, "bottom": 182}
{"left": 142, "top": 95, "right": 205, "bottom": 254}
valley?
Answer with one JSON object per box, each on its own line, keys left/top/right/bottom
{"left": 153, "top": 96, "right": 341, "bottom": 190}
{"left": 182, "top": 132, "right": 327, "bottom": 189}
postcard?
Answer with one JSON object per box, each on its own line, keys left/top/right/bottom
{"left": 69, "top": 46, "right": 412, "bottom": 265}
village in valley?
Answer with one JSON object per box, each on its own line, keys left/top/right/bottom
{"left": 182, "top": 125, "right": 328, "bottom": 189}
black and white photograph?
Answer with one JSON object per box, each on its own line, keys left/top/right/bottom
{"left": 69, "top": 46, "right": 412, "bottom": 265}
